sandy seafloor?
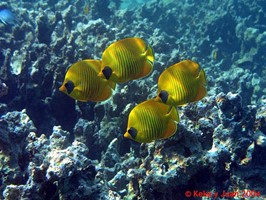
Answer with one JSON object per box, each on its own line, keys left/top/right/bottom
{"left": 0, "top": 0, "right": 266, "bottom": 199}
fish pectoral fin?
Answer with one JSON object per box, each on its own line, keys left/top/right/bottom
{"left": 165, "top": 106, "right": 173, "bottom": 115}
{"left": 69, "top": 85, "right": 88, "bottom": 101}
{"left": 74, "top": 88, "right": 88, "bottom": 102}
{"left": 161, "top": 120, "right": 177, "bottom": 139}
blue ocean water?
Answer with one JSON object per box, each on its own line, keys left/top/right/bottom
{"left": 0, "top": 0, "right": 266, "bottom": 199}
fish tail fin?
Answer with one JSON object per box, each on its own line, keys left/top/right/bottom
{"left": 194, "top": 70, "right": 207, "bottom": 101}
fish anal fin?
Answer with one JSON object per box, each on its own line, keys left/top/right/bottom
{"left": 161, "top": 120, "right": 177, "bottom": 139}
{"left": 161, "top": 106, "right": 179, "bottom": 139}
{"left": 198, "top": 69, "right": 207, "bottom": 86}
{"left": 135, "top": 44, "right": 154, "bottom": 79}
{"left": 193, "top": 70, "right": 207, "bottom": 102}
{"left": 194, "top": 84, "right": 207, "bottom": 102}
{"left": 94, "top": 86, "right": 112, "bottom": 101}
{"left": 135, "top": 61, "right": 153, "bottom": 79}
{"left": 145, "top": 45, "right": 154, "bottom": 64}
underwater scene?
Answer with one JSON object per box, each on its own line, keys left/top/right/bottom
{"left": 0, "top": 0, "right": 266, "bottom": 199}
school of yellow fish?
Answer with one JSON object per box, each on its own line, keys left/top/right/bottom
{"left": 59, "top": 37, "right": 207, "bottom": 143}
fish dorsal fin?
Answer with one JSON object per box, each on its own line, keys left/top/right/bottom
{"left": 157, "top": 68, "right": 172, "bottom": 92}
{"left": 178, "top": 60, "right": 201, "bottom": 78}
{"left": 84, "top": 59, "right": 101, "bottom": 71}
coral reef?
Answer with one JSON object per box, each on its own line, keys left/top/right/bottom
{"left": 1, "top": 121, "right": 103, "bottom": 199}
{"left": 0, "top": 0, "right": 266, "bottom": 199}
{"left": 0, "top": 79, "right": 8, "bottom": 98}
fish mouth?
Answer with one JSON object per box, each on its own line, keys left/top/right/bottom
{"left": 124, "top": 132, "right": 132, "bottom": 139}
{"left": 154, "top": 95, "right": 162, "bottom": 102}
{"left": 98, "top": 71, "right": 105, "bottom": 79}
{"left": 59, "top": 85, "right": 65, "bottom": 92}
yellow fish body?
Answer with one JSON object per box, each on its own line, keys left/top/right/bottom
{"left": 124, "top": 99, "right": 179, "bottom": 143}
{"left": 98, "top": 37, "right": 154, "bottom": 83}
{"left": 155, "top": 60, "right": 207, "bottom": 106}
{"left": 59, "top": 59, "right": 116, "bottom": 102}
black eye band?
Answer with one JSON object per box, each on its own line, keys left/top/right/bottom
{"left": 102, "top": 66, "right": 112, "bottom": 80}
{"left": 128, "top": 127, "right": 138, "bottom": 139}
{"left": 159, "top": 90, "right": 169, "bottom": 103}
{"left": 65, "top": 80, "right": 75, "bottom": 94}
